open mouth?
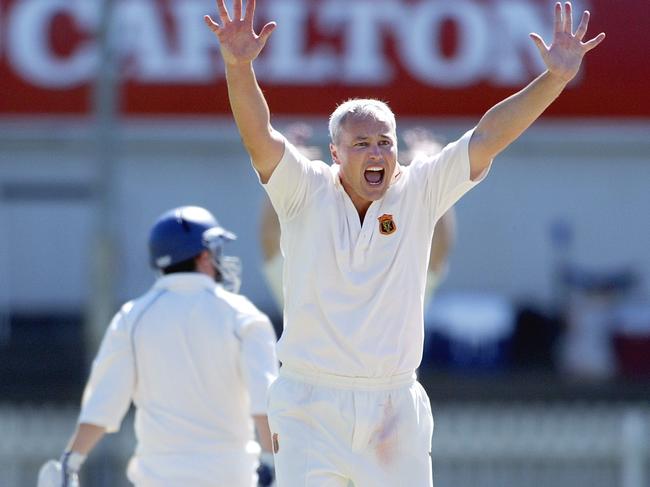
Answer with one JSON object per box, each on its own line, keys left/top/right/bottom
{"left": 364, "top": 167, "right": 385, "bottom": 186}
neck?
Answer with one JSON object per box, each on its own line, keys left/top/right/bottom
{"left": 357, "top": 204, "right": 370, "bottom": 224}
{"left": 339, "top": 178, "right": 372, "bottom": 223}
{"left": 350, "top": 193, "right": 372, "bottom": 223}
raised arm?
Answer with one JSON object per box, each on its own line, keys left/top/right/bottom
{"left": 469, "top": 2, "right": 605, "bottom": 179}
{"left": 205, "top": 0, "right": 284, "bottom": 182}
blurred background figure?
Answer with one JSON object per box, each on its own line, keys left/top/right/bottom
{"left": 37, "top": 207, "right": 278, "bottom": 487}
{"left": 400, "top": 128, "right": 458, "bottom": 306}
{"left": 549, "top": 218, "right": 641, "bottom": 380}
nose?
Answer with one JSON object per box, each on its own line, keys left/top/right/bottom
{"left": 368, "top": 144, "right": 381, "bottom": 159}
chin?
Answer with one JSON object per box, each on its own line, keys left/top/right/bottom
{"left": 364, "top": 186, "right": 389, "bottom": 201}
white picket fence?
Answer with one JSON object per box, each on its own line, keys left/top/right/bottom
{"left": 431, "top": 403, "right": 649, "bottom": 487}
{"left": 1, "top": 402, "right": 648, "bottom": 487}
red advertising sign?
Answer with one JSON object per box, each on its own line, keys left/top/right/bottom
{"left": 0, "top": 0, "right": 647, "bottom": 117}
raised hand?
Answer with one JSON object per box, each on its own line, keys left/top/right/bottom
{"left": 529, "top": 2, "right": 605, "bottom": 83}
{"left": 204, "top": 0, "right": 276, "bottom": 66}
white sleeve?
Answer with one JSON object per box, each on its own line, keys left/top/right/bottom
{"left": 415, "top": 128, "right": 492, "bottom": 222}
{"left": 239, "top": 318, "right": 278, "bottom": 415}
{"left": 78, "top": 307, "right": 135, "bottom": 433}
{"left": 259, "top": 137, "right": 329, "bottom": 221}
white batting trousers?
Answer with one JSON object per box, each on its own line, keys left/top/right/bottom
{"left": 126, "top": 450, "right": 258, "bottom": 487}
{"left": 267, "top": 366, "right": 434, "bottom": 487}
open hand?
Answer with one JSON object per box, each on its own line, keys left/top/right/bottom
{"left": 204, "top": 0, "right": 276, "bottom": 66}
{"left": 530, "top": 2, "right": 605, "bottom": 83}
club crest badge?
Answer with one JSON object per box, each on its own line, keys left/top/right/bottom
{"left": 378, "top": 214, "right": 397, "bottom": 235}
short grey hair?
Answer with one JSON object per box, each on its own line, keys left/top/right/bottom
{"left": 328, "top": 99, "right": 397, "bottom": 145}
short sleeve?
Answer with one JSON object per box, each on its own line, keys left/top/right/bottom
{"left": 78, "top": 307, "right": 135, "bottom": 433}
{"left": 224, "top": 293, "right": 278, "bottom": 413}
{"left": 413, "top": 128, "right": 491, "bottom": 222}
{"left": 239, "top": 320, "right": 279, "bottom": 415}
{"left": 259, "top": 138, "right": 330, "bottom": 221}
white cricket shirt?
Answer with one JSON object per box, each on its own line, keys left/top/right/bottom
{"left": 78, "top": 273, "right": 278, "bottom": 480}
{"left": 262, "top": 129, "right": 488, "bottom": 378}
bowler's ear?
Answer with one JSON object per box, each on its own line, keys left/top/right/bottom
{"left": 195, "top": 250, "right": 214, "bottom": 274}
{"left": 330, "top": 143, "right": 340, "bottom": 165}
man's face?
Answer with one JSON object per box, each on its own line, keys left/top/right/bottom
{"left": 330, "top": 114, "right": 398, "bottom": 212}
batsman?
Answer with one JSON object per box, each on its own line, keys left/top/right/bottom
{"left": 38, "top": 206, "right": 279, "bottom": 487}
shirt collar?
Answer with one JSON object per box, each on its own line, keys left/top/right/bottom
{"left": 153, "top": 272, "right": 220, "bottom": 292}
{"left": 330, "top": 163, "right": 343, "bottom": 190}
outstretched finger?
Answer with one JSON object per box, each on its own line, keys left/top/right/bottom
{"left": 216, "top": 0, "right": 231, "bottom": 24}
{"left": 244, "top": 0, "right": 255, "bottom": 22}
{"left": 575, "top": 11, "right": 590, "bottom": 40}
{"left": 583, "top": 32, "right": 606, "bottom": 52}
{"left": 529, "top": 33, "right": 549, "bottom": 56}
{"left": 563, "top": 2, "right": 573, "bottom": 33}
{"left": 204, "top": 15, "right": 221, "bottom": 34}
{"left": 233, "top": 0, "right": 242, "bottom": 21}
{"left": 553, "top": 2, "right": 563, "bottom": 36}
{"left": 245, "top": 0, "right": 256, "bottom": 28}
{"left": 258, "top": 22, "right": 277, "bottom": 47}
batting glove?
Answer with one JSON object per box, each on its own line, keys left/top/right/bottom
{"left": 37, "top": 451, "right": 86, "bottom": 487}
{"left": 257, "top": 451, "right": 275, "bottom": 487}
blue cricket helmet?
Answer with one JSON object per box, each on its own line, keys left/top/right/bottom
{"left": 148, "top": 206, "right": 236, "bottom": 270}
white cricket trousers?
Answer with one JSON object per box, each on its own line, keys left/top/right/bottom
{"left": 126, "top": 451, "right": 259, "bottom": 487}
{"left": 267, "top": 366, "right": 434, "bottom": 487}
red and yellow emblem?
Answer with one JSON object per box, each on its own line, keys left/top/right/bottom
{"left": 378, "top": 214, "right": 397, "bottom": 235}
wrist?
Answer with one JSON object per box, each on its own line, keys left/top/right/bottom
{"left": 224, "top": 59, "right": 254, "bottom": 71}
{"left": 544, "top": 69, "right": 573, "bottom": 87}
{"left": 260, "top": 451, "right": 274, "bottom": 466}
{"left": 257, "top": 451, "right": 275, "bottom": 487}
{"left": 60, "top": 451, "right": 86, "bottom": 473}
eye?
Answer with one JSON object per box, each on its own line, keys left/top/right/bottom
{"left": 379, "top": 139, "right": 392, "bottom": 146}
{"left": 354, "top": 141, "right": 369, "bottom": 147}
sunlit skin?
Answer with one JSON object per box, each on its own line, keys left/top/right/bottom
{"left": 330, "top": 115, "right": 400, "bottom": 221}
{"left": 204, "top": 1, "right": 606, "bottom": 183}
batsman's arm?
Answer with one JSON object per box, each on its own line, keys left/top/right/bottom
{"left": 37, "top": 424, "right": 105, "bottom": 487}
{"left": 239, "top": 315, "right": 278, "bottom": 485}
{"left": 39, "top": 307, "right": 135, "bottom": 487}
{"left": 469, "top": 2, "right": 605, "bottom": 179}
{"left": 253, "top": 414, "right": 274, "bottom": 453}
{"left": 239, "top": 315, "right": 278, "bottom": 450}
{"left": 254, "top": 415, "right": 275, "bottom": 486}
{"left": 65, "top": 423, "right": 106, "bottom": 457}
{"left": 204, "top": 0, "right": 284, "bottom": 183}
